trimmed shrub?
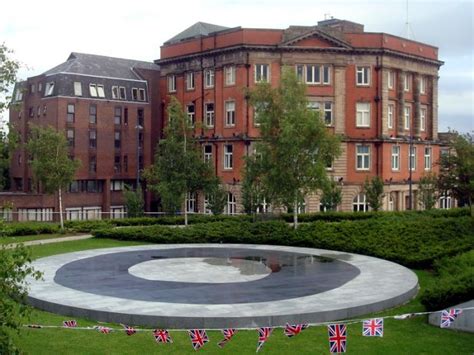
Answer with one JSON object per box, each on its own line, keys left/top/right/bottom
{"left": 0, "top": 222, "right": 59, "bottom": 237}
{"left": 421, "top": 250, "right": 474, "bottom": 311}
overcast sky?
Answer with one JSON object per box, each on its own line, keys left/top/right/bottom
{"left": 1, "top": 0, "right": 472, "bottom": 132}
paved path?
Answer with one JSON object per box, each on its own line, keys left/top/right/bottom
{"left": 4, "top": 234, "right": 94, "bottom": 249}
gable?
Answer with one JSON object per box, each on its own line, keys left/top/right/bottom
{"left": 293, "top": 36, "right": 336, "bottom": 48}
{"left": 281, "top": 29, "right": 352, "bottom": 49}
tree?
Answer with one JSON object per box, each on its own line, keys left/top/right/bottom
{"left": 363, "top": 176, "right": 385, "bottom": 211}
{"left": 0, "top": 44, "right": 20, "bottom": 113}
{"left": 241, "top": 154, "right": 268, "bottom": 216}
{"left": 0, "top": 126, "right": 18, "bottom": 191}
{"left": 144, "top": 97, "right": 217, "bottom": 225}
{"left": 320, "top": 180, "right": 342, "bottom": 212}
{"left": 26, "top": 125, "right": 80, "bottom": 229}
{"left": 437, "top": 132, "right": 474, "bottom": 215}
{"left": 0, "top": 244, "right": 41, "bottom": 354}
{"left": 123, "top": 185, "right": 144, "bottom": 218}
{"left": 418, "top": 172, "right": 438, "bottom": 210}
{"left": 249, "top": 68, "right": 341, "bottom": 228}
{"left": 204, "top": 177, "right": 227, "bottom": 215}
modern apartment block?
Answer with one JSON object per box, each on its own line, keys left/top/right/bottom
{"left": 5, "top": 53, "right": 160, "bottom": 221}
{"left": 156, "top": 19, "right": 444, "bottom": 213}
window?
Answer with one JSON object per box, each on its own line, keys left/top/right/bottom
{"left": 110, "top": 180, "right": 125, "bottom": 191}
{"left": 224, "top": 144, "right": 233, "bottom": 170}
{"left": 225, "top": 66, "right": 236, "bottom": 86}
{"left": 322, "top": 65, "right": 331, "bottom": 84}
{"left": 186, "top": 104, "right": 195, "bottom": 126}
{"left": 204, "top": 195, "right": 212, "bottom": 214}
{"left": 306, "top": 65, "right": 321, "bottom": 84}
{"left": 15, "top": 89, "right": 23, "bottom": 101}
{"left": 356, "top": 102, "right": 370, "bottom": 127}
{"left": 114, "top": 131, "right": 121, "bottom": 149}
{"left": 66, "top": 129, "right": 74, "bottom": 147}
{"left": 388, "top": 71, "right": 395, "bottom": 89}
{"left": 38, "top": 83, "right": 42, "bottom": 92}
{"left": 186, "top": 192, "right": 197, "bottom": 213}
{"left": 356, "top": 145, "right": 370, "bottom": 170}
{"left": 404, "top": 73, "right": 411, "bottom": 92}
{"left": 404, "top": 105, "right": 411, "bottom": 130}
{"left": 186, "top": 72, "right": 195, "bottom": 90}
{"left": 420, "top": 76, "right": 427, "bottom": 94}
{"left": 89, "top": 105, "right": 97, "bottom": 124}
{"left": 255, "top": 64, "right": 269, "bottom": 83}
{"left": 114, "top": 107, "right": 122, "bottom": 125}
{"left": 388, "top": 194, "right": 395, "bottom": 211}
{"left": 89, "top": 84, "right": 98, "bottom": 97}
{"left": 89, "top": 129, "right": 97, "bottom": 148}
{"left": 424, "top": 147, "right": 432, "bottom": 170}
{"left": 97, "top": 85, "right": 105, "bottom": 98}
{"left": 356, "top": 66, "right": 370, "bottom": 86}
{"left": 204, "top": 69, "right": 215, "bottom": 88}
{"left": 132, "top": 88, "right": 138, "bottom": 100}
{"left": 353, "top": 193, "right": 369, "bottom": 212}
{"left": 167, "top": 75, "right": 176, "bottom": 93}
{"left": 30, "top": 84, "right": 35, "bottom": 94}
{"left": 89, "top": 156, "right": 97, "bottom": 173}
{"left": 439, "top": 193, "right": 452, "bottom": 209}
{"left": 226, "top": 192, "right": 237, "bottom": 215}
{"left": 119, "top": 86, "right": 126, "bottom": 100}
{"left": 45, "top": 82, "right": 55, "bottom": 96}
{"left": 296, "top": 65, "right": 304, "bottom": 82}
{"left": 74, "top": 82, "right": 82, "bottom": 96}
{"left": 138, "top": 155, "right": 144, "bottom": 171}
{"left": 205, "top": 103, "right": 215, "bottom": 127}
{"left": 112, "top": 86, "right": 119, "bottom": 99}
{"left": 138, "top": 88, "right": 146, "bottom": 101}
{"left": 67, "top": 104, "right": 75, "bottom": 123}
{"left": 388, "top": 104, "right": 394, "bottom": 129}
{"left": 409, "top": 146, "right": 417, "bottom": 171}
{"left": 204, "top": 144, "right": 212, "bottom": 163}
{"left": 420, "top": 108, "right": 426, "bottom": 131}
{"left": 325, "top": 157, "right": 333, "bottom": 170}
{"left": 308, "top": 101, "right": 320, "bottom": 112}
{"left": 253, "top": 108, "right": 261, "bottom": 126}
{"left": 114, "top": 156, "right": 121, "bottom": 173}
{"left": 225, "top": 101, "right": 236, "bottom": 126}
{"left": 137, "top": 108, "right": 144, "bottom": 127}
{"left": 391, "top": 145, "right": 400, "bottom": 171}
{"left": 124, "top": 107, "right": 129, "bottom": 125}
{"left": 323, "top": 102, "right": 333, "bottom": 126}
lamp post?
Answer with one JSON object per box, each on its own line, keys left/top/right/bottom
{"left": 408, "top": 126, "right": 413, "bottom": 210}
{"left": 135, "top": 124, "right": 143, "bottom": 189}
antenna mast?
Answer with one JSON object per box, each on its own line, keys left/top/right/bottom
{"left": 404, "top": 0, "right": 415, "bottom": 39}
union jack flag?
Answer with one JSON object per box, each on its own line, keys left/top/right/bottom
{"left": 328, "top": 324, "right": 347, "bottom": 353}
{"left": 188, "top": 329, "right": 209, "bottom": 351}
{"left": 217, "top": 328, "right": 237, "bottom": 348}
{"left": 362, "top": 318, "right": 383, "bottom": 337}
{"left": 284, "top": 323, "right": 309, "bottom": 338}
{"left": 122, "top": 324, "right": 136, "bottom": 336}
{"left": 95, "top": 326, "right": 111, "bottom": 334}
{"left": 62, "top": 320, "right": 77, "bottom": 328}
{"left": 153, "top": 329, "right": 173, "bottom": 343}
{"left": 440, "top": 309, "right": 462, "bottom": 328}
{"left": 256, "top": 327, "right": 273, "bottom": 353}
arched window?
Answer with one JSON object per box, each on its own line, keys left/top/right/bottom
{"left": 353, "top": 193, "right": 369, "bottom": 212}
{"left": 439, "top": 193, "right": 452, "bottom": 209}
{"left": 226, "top": 192, "right": 237, "bottom": 215}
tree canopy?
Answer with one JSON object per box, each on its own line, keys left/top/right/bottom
{"left": 248, "top": 68, "right": 341, "bottom": 227}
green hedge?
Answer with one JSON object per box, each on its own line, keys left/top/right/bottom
{"left": 0, "top": 222, "right": 60, "bottom": 237}
{"left": 421, "top": 250, "right": 474, "bottom": 311}
{"left": 94, "top": 216, "right": 474, "bottom": 269}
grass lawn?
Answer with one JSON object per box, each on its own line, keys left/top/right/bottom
{"left": 15, "top": 238, "right": 474, "bottom": 354}
{"left": 0, "top": 233, "right": 82, "bottom": 245}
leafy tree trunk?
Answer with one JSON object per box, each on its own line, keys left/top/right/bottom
{"left": 293, "top": 199, "right": 298, "bottom": 230}
{"left": 58, "top": 187, "right": 64, "bottom": 230}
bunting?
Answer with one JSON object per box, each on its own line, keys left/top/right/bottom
{"left": 256, "top": 327, "right": 273, "bottom": 352}
{"left": 188, "top": 329, "right": 209, "bottom": 351}
{"left": 122, "top": 324, "right": 137, "bottom": 336}
{"left": 62, "top": 320, "right": 77, "bottom": 328}
{"left": 284, "top": 323, "right": 309, "bottom": 338}
{"left": 94, "top": 326, "right": 111, "bottom": 334}
{"left": 217, "top": 328, "right": 237, "bottom": 348}
{"left": 440, "top": 309, "right": 462, "bottom": 328}
{"left": 153, "top": 329, "right": 173, "bottom": 343}
{"left": 362, "top": 319, "right": 383, "bottom": 337}
{"left": 328, "top": 324, "right": 347, "bottom": 353}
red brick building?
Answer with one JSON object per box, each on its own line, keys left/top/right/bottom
{"left": 156, "top": 19, "right": 444, "bottom": 213}
{"left": 4, "top": 53, "right": 160, "bottom": 221}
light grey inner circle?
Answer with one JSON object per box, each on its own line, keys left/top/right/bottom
{"left": 128, "top": 257, "right": 272, "bottom": 283}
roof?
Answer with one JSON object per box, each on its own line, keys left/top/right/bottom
{"left": 165, "top": 22, "right": 229, "bottom": 44}
{"left": 42, "top": 52, "right": 159, "bottom": 80}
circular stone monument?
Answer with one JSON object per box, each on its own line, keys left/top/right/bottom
{"left": 27, "top": 244, "right": 418, "bottom": 328}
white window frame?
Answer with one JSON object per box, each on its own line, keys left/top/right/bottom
{"left": 409, "top": 146, "right": 417, "bottom": 171}
{"left": 356, "top": 102, "right": 371, "bottom": 127}
{"left": 356, "top": 66, "right": 370, "bottom": 86}
{"left": 404, "top": 105, "right": 411, "bottom": 130}
{"left": 439, "top": 193, "right": 452, "bottom": 209}
{"left": 420, "top": 107, "right": 426, "bottom": 131}
{"left": 388, "top": 104, "right": 394, "bottom": 129}
{"left": 305, "top": 65, "right": 321, "bottom": 85}
{"left": 138, "top": 88, "right": 146, "bottom": 101}
{"left": 322, "top": 65, "right": 331, "bottom": 85}
{"left": 167, "top": 75, "right": 176, "bottom": 93}
{"left": 205, "top": 102, "right": 215, "bottom": 127}
{"left": 97, "top": 85, "right": 105, "bottom": 98}
{"left": 424, "top": 147, "right": 432, "bottom": 170}
{"left": 112, "top": 86, "right": 119, "bottom": 99}
{"left": 186, "top": 72, "right": 195, "bottom": 90}
{"left": 45, "top": 82, "right": 55, "bottom": 96}
{"left": 391, "top": 145, "right": 400, "bottom": 171}
{"left": 119, "top": 86, "right": 126, "bottom": 100}
{"left": 224, "top": 144, "right": 233, "bottom": 170}
{"left": 186, "top": 192, "right": 197, "bottom": 213}
{"left": 356, "top": 144, "right": 370, "bottom": 171}
{"left": 323, "top": 102, "right": 333, "bottom": 126}
{"left": 420, "top": 76, "right": 427, "bottom": 94}
{"left": 89, "top": 84, "right": 98, "bottom": 97}
{"left": 74, "top": 82, "right": 82, "bottom": 96}
{"left": 404, "top": 73, "right": 411, "bottom": 92}
{"left": 225, "top": 66, "right": 236, "bottom": 86}
{"left": 255, "top": 64, "right": 269, "bottom": 83}
{"left": 203, "top": 144, "right": 212, "bottom": 163}
{"left": 388, "top": 71, "right": 395, "bottom": 89}
{"left": 353, "top": 193, "right": 369, "bottom": 212}
{"left": 204, "top": 69, "right": 215, "bottom": 88}
{"left": 186, "top": 104, "right": 195, "bottom": 126}
{"left": 226, "top": 192, "right": 237, "bottom": 215}
{"left": 225, "top": 100, "right": 236, "bottom": 127}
